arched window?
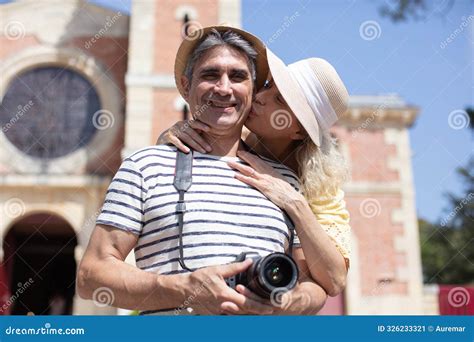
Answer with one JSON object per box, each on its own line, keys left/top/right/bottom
{"left": 0, "top": 66, "right": 101, "bottom": 159}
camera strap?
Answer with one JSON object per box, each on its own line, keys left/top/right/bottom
{"left": 173, "top": 149, "right": 195, "bottom": 272}
{"left": 284, "top": 212, "right": 295, "bottom": 256}
{"left": 173, "top": 148, "right": 296, "bottom": 272}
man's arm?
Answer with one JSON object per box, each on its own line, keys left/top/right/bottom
{"left": 76, "top": 225, "right": 186, "bottom": 311}
{"left": 77, "top": 224, "right": 275, "bottom": 314}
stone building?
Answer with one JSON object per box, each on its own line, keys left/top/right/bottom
{"left": 0, "top": 0, "right": 423, "bottom": 315}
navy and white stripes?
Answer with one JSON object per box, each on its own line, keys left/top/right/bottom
{"left": 96, "top": 145, "right": 301, "bottom": 313}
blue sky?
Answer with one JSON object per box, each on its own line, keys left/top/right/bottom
{"left": 2, "top": 0, "right": 472, "bottom": 224}
{"left": 240, "top": 0, "right": 473, "bottom": 225}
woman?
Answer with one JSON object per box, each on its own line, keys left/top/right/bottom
{"left": 158, "top": 47, "right": 351, "bottom": 300}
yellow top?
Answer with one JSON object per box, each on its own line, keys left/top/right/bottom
{"left": 308, "top": 189, "right": 351, "bottom": 268}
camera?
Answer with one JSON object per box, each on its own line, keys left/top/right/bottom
{"left": 225, "top": 252, "right": 299, "bottom": 302}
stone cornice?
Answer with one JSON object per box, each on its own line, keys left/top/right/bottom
{"left": 1, "top": 0, "right": 129, "bottom": 45}
{"left": 339, "top": 95, "right": 420, "bottom": 129}
{"left": 0, "top": 174, "right": 111, "bottom": 188}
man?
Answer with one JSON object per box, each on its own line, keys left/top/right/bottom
{"left": 77, "top": 26, "right": 327, "bottom": 315}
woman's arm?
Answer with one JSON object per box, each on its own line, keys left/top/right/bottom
{"left": 156, "top": 120, "right": 260, "bottom": 154}
{"left": 273, "top": 247, "right": 329, "bottom": 315}
{"left": 227, "top": 151, "right": 347, "bottom": 296}
{"left": 156, "top": 119, "right": 212, "bottom": 154}
{"left": 284, "top": 197, "right": 347, "bottom": 296}
{"left": 221, "top": 247, "right": 328, "bottom": 315}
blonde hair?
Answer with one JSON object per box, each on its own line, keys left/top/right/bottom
{"left": 295, "top": 132, "right": 350, "bottom": 201}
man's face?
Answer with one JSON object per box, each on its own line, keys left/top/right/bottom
{"left": 181, "top": 46, "right": 254, "bottom": 133}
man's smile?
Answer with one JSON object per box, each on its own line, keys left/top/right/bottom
{"left": 204, "top": 99, "right": 238, "bottom": 113}
{"left": 207, "top": 99, "right": 237, "bottom": 108}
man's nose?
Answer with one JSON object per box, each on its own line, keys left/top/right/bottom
{"left": 213, "top": 74, "right": 232, "bottom": 96}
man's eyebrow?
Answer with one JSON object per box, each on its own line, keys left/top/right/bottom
{"left": 198, "top": 67, "right": 250, "bottom": 75}
{"left": 199, "top": 67, "right": 219, "bottom": 74}
{"left": 230, "top": 68, "right": 250, "bottom": 75}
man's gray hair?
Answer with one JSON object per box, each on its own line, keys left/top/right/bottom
{"left": 184, "top": 29, "right": 258, "bottom": 85}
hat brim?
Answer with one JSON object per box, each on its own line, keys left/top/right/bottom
{"left": 174, "top": 25, "right": 268, "bottom": 98}
{"left": 266, "top": 48, "right": 322, "bottom": 147}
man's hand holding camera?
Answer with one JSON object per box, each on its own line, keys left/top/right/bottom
{"left": 180, "top": 259, "right": 274, "bottom": 315}
{"left": 221, "top": 282, "right": 317, "bottom": 315}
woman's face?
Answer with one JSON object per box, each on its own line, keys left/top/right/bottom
{"left": 245, "top": 73, "right": 305, "bottom": 142}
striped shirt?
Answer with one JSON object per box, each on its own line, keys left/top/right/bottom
{"left": 96, "top": 144, "right": 301, "bottom": 314}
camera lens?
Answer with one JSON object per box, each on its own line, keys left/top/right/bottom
{"left": 267, "top": 265, "right": 283, "bottom": 283}
{"left": 234, "top": 252, "right": 298, "bottom": 299}
{"left": 266, "top": 263, "right": 283, "bottom": 285}
{"left": 261, "top": 254, "right": 297, "bottom": 289}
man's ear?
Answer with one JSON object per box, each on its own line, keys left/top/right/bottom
{"left": 181, "top": 75, "right": 190, "bottom": 99}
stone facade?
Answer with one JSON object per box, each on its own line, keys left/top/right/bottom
{"left": 338, "top": 96, "right": 423, "bottom": 314}
{"left": 0, "top": 0, "right": 128, "bottom": 315}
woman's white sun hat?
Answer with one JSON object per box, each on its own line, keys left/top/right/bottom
{"left": 266, "top": 48, "right": 349, "bottom": 147}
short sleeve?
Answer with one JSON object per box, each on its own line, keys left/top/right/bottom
{"left": 308, "top": 189, "right": 351, "bottom": 268}
{"left": 96, "top": 158, "right": 147, "bottom": 235}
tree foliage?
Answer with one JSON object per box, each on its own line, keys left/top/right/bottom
{"left": 379, "top": 0, "right": 460, "bottom": 22}
{"left": 419, "top": 108, "right": 473, "bottom": 284}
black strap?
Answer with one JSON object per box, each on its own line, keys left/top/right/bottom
{"left": 284, "top": 212, "right": 295, "bottom": 256}
{"left": 173, "top": 150, "right": 194, "bottom": 272}
{"left": 172, "top": 147, "right": 295, "bottom": 272}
